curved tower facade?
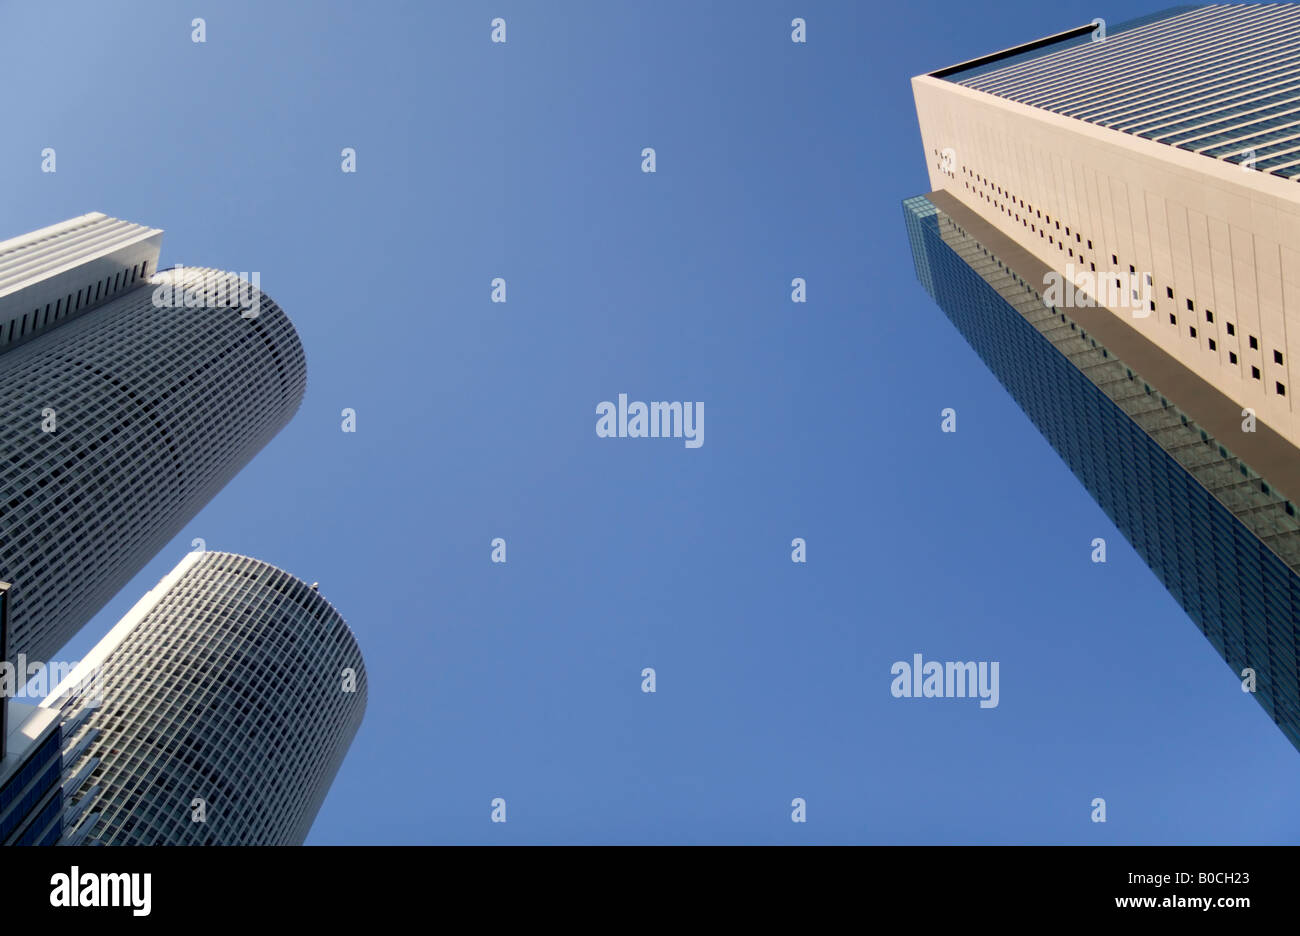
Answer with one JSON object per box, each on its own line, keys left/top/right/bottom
{"left": 44, "top": 551, "right": 367, "bottom": 845}
{"left": 0, "top": 258, "right": 306, "bottom": 665}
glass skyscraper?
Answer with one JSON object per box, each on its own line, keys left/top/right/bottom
{"left": 0, "top": 584, "right": 65, "bottom": 846}
{"left": 905, "top": 4, "right": 1300, "bottom": 751}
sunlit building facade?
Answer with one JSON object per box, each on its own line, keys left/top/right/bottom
{"left": 905, "top": 4, "right": 1300, "bottom": 750}
{"left": 44, "top": 551, "right": 367, "bottom": 845}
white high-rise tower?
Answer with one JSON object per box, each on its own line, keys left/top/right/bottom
{"left": 44, "top": 551, "right": 367, "bottom": 846}
{"left": 0, "top": 213, "right": 306, "bottom": 666}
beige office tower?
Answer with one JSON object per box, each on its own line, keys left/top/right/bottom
{"left": 903, "top": 4, "right": 1300, "bottom": 750}
{"left": 42, "top": 551, "right": 367, "bottom": 845}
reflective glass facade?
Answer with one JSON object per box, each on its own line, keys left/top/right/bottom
{"left": 0, "top": 724, "right": 62, "bottom": 846}
{"left": 904, "top": 192, "right": 1300, "bottom": 752}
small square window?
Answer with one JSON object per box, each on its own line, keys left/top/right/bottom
{"left": 1209, "top": 338, "right": 1217, "bottom": 350}
{"left": 1148, "top": 299, "right": 1155, "bottom": 310}
{"left": 1186, "top": 298, "right": 1194, "bottom": 311}
{"left": 1278, "top": 382, "right": 1286, "bottom": 396}
{"left": 1166, "top": 287, "right": 1174, "bottom": 299}
{"left": 1275, "top": 350, "right": 1284, "bottom": 364}
{"left": 1206, "top": 310, "right": 1214, "bottom": 323}
{"left": 1112, "top": 254, "right": 1118, "bottom": 265}
{"left": 1227, "top": 322, "right": 1236, "bottom": 336}
{"left": 1250, "top": 335, "right": 1259, "bottom": 349}
{"left": 1170, "top": 314, "right": 1177, "bottom": 325}
{"left": 1087, "top": 239, "right": 1093, "bottom": 249}
{"left": 1230, "top": 351, "right": 1238, "bottom": 364}
{"left": 1190, "top": 326, "right": 1198, "bottom": 338}
{"left": 1252, "top": 366, "right": 1261, "bottom": 379}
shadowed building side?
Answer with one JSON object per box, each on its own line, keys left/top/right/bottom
{"left": 0, "top": 265, "right": 306, "bottom": 666}
{"left": 905, "top": 193, "right": 1300, "bottom": 750}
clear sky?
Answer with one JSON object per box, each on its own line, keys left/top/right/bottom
{"left": 3, "top": 0, "right": 1298, "bottom": 844}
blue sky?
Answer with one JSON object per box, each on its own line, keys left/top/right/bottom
{"left": 3, "top": 0, "right": 1299, "bottom": 844}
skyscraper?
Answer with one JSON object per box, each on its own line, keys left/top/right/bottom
{"left": 904, "top": 4, "right": 1300, "bottom": 750}
{"left": 0, "top": 583, "right": 67, "bottom": 847}
{"left": 0, "top": 213, "right": 306, "bottom": 666}
{"left": 43, "top": 551, "right": 367, "bottom": 845}
{"left": 0, "top": 701, "right": 63, "bottom": 846}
